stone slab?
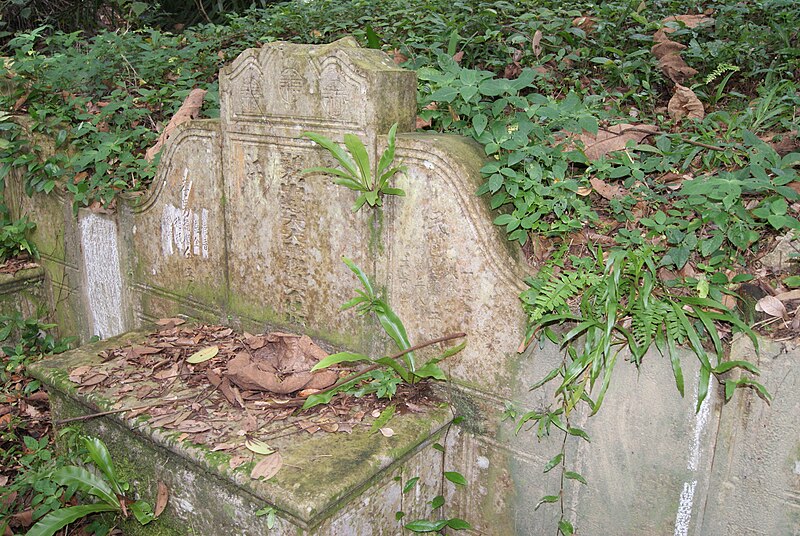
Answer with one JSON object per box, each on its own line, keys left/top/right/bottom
{"left": 120, "top": 120, "right": 227, "bottom": 328}
{"left": 701, "top": 335, "right": 800, "bottom": 535}
{"left": 0, "top": 265, "right": 47, "bottom": 321}
{"left": 29, "top": 330, "right": 453, "bottom": 534}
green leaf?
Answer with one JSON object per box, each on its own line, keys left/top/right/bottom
{"left": 130, "top": 500, "right": 155, "bottom": 525}
{"left": 479, "top": 78, "right": 511, "bottom": 96}
{"left": 565, "top": 471, "right": 587, "bottom": 485}
{"left": 473, "top": 114, "right": 488, "bottom": 137}
{"left": 403, "top": 476, "right": 420, "bottom": 493}
{"left": 404, "top": 519, "right": 448, "bottom": 532}
{"left": 428, "top": 87, "right": 459, "bottom": 103}
{"left": 783, "top": 275, "right": 800, "bottom": 288}
{"left": 311, "top": 351, "right": 371, "bottom": 371}
{"left": 444, "top": 471, "right": 467, "bottom": 486}
{"left": 343, "top": 133, "right": 372, "bottom": 189}
{"left": 377, "top": 123, "right": 398, "bottom": 177}
{"left": 447, "top": 518, "right": 471, "bottom": 530}
{"left": 558, "top": 519, "right": 574, "bottom": 535}
{"left": 535, "top": 495, "right": 560, "bottom": 510}
{"left": 412, "top": 362, "right": 446, "bottom": 380}
{"left": 430, "top": 495, "right": 445, "bottom": 509}
{"left": 712, "top": 360, "right": 760, "bottom": 375}
{"left": 343, "top": 257, "right": 375, "bottom": 298}
{"left": 544, "top": 453, "right": 563, "bottom": 473}
{"left": 567, "top": 427, "right": 590, "bottom": 442}
{"left": 186, "top": 345, "right": 219, "bottom": 364}
{"left": 369, "top": 405, "right": 395, "bottom": 434}
{"left": 82, "top": 437, "right": 121, "bottom": 494}
{"left": 25, "top": 503, "right": 119, "bottom": 536}
{"left": 373, "top": 299, "right": 415, "bottom": 370}
{"left": 375, "top": 356, "right": 412, "bottom": 383}
{"left": 52, "top": 466, "right": 118, "bottom": 508}
{"left": 364, "top": 24, "right": 380, "bottom": 49}
{"left": 301, "top": 132, "right": 358, "bottom": 178}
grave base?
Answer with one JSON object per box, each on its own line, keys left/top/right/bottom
{"left": 30, "top": 331, "right": 453, "bottom": 535}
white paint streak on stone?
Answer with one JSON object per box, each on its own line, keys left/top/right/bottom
{"left": 688, "top": 390, "right": 710, "bottom": 471}
{"left": 201, "top": 208, "right": 209, "bottom": 259}
{"left": 794, "top": 460, "right": 800, "bottom": 475}
{"left": 192, "top": 212, "right": 200, "bottom": 256}
{"left": 674, "top": 480, "right": 697, "bottom": 536}
{"left": 674, "top": 376, "right": 711, "bottom": 535}
{"left": 423, "top": 160, "right": 434, "bottom": 170}
{"left": 80, "top": 213, "right": 125, "bottom": 339}
{"left": 160, "top": 169, "right": 210, "bottom": 259}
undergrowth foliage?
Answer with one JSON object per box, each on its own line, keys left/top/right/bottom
{"left": 1, "top": 0, "right": 799, "bottom": 533}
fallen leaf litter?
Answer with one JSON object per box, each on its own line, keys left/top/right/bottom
{"left": 65, "top": 321, "right": 440, "bottom": 481}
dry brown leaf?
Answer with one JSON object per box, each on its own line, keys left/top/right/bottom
{"left": 156, "top": 317, "right": 185, "bottom": 327}
{"left": 145, "top": 88, "right": 207, "bottom": 161}
{"left": 211, "top": 442, "right": 236, "bottom": 452}
{"left": 580, "top": 123, "right": 659, "bottom": 161}
{"left": 154, "top": 482, "right": 169, "bottom": 517}
{"left": 755, "top": 295, "right": 787, "bottom": 318}
{"left": 668, "top": 84, "right": 705, "bottom": 121}
{"left": 337, "top": 422, "right": 354, "bottom": 434}
{"left": 229, "top": 455, "right": 247, "bottom": 470}
{"left": 651, "top": 29, "right": 698, "bottom": 84}
{"left": 319, "top": 422, "right": 339, "bottom": 433}
{"left": 392, "top": 48, "right": 408, "bottom": 65}
{"left": 68, "top": 365, "right": 92, "bottom": 383}
{"left": 531, "top": 30, "right": 543, "bottom": 57}
{"left": 250, "top": 451, "right": 283, "bottom": 481}
{"left": 10, "top": 509, "right": 33, "bottom": 528}
{"left": 150, "top": 412, "right": 180, "bottom": 428}
{"left": 721, "top": 294, "right": 737, "bottom": 310}
{"left": 153, "top": 363, "right": 179, "bottom": 381}
{"left": 379, "top": 427, "right": 395, "bottom": 438}
{"left": 589, "top": 178, "right": 628, "bottom": 200}
{"left": 452, "top": 51, "right": 464, "bottom": 64}
{"left": 226, "top": 333, "right": 337, "bottom": 394}
{"left": 80, "top": 373, "right": 108, "bottom": 387}
{"left": 774, "top": 289, "right": 800, "bottom": 302}
{"left": 662, "top": 14, "right": 714, "bottom": 32}
{"left": 572, "top": 16, "right": 595, "bottom": 32}
{"left": 176, "top": 420, "right": 212, "bottom": 433}
{"left": 133, "top": 345, "right": 162, "bottom": 356}
{"left": 416, "top": 115, "right": 432, "bottom": 129}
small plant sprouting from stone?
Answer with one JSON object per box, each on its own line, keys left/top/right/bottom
{"left": 302, "top": 257, "right": 466, "bottom": 410}
{"left": 301, "top": 123, "right": 406, "bottom": 211}
{"left": 255, "top": 505, "right": 277, "bottom": 529}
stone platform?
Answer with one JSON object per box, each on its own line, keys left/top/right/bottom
{"left": 30, "top": 330, "right": 453, "bottom": 535}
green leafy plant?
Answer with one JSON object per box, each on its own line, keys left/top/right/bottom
{"left": 301, "top": 123, "right": 406, "bottom": 211}
{"left": 395, "top": 438, "right": 471, "bottom": 534}
{"left": 0, "top": 214, "right": 38, "bottom": 261}
{"left": 26, "top": 436, "right": 156, "bottom": 536}
{"left": 303, "top": 258, "right": 466, "bottom": 410}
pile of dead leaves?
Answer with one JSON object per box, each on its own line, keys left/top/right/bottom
{"left": 65, "top": 321, "right": 438, "bottom": 482}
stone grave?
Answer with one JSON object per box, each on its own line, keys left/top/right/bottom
{"left": 18, "top": 37, "right": 800, "bottom": 535}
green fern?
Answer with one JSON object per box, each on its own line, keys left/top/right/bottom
{"left": 527, "top": 271, "right": 602, "bottom": 324}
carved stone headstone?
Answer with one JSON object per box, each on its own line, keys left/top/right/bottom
{"left": 218, "top": 38, "right": 415, "bottom": 350}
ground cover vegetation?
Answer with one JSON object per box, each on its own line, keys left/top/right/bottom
{"left": 0, "top": 0, "right": 799, "bottom": 534}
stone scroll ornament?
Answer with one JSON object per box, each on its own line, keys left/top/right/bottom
{"left": 225, "top": 332, "right": 338, "bottom": 394}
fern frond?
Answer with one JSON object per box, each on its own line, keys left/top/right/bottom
{"left": 529, "top": 271, "right": 602, "bottom": 324}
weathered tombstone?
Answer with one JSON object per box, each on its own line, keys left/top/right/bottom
{"left": 14, "top": 36, "right": 799, "bottom": 536}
